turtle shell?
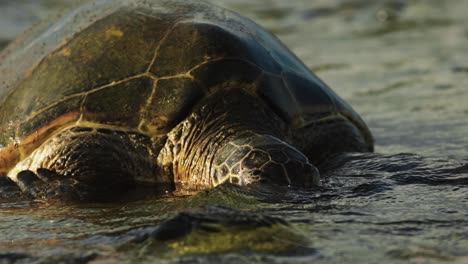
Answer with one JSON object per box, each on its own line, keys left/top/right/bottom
{"left": 0, "top": 0, "right": 372, "bottom": 174}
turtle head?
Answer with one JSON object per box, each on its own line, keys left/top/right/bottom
{"left": 157, "top": 90, "right": 321, "bottom": 191}
{"left": 212, "top": 134, "right": 320, "bottom": 187}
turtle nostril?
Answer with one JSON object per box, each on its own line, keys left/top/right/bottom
{"left": 250, "top": 169, "right": 262, "bottom": 181}
{"left": 252, "top": 169, "right": 262, "bottom": 176}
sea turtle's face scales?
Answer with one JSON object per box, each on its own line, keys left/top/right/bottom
{"left": 213, "top": 134, "right": 320, "bottom": 187}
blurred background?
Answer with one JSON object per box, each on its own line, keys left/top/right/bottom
{"left": 2, "top": 0, "right": 467, "bottom": 158}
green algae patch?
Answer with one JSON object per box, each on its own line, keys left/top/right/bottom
{"left": 165, "top": 223, "right": 312, "bottom": 256}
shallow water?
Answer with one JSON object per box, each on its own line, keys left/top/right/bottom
{"left": 1, "top": 0, "right": 468, "bottom": 263}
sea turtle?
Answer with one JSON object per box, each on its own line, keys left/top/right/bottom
{"left": 0, "top": 0, "right": 373, "bottom": 201}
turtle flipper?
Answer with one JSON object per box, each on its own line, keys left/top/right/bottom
{"left": 15, "top": 170, "right": 94, "bottom": 201}
{"left": 0, "top": 176, "right": 22, "bottom": 199}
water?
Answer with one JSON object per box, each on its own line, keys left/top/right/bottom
{"left": 1, "top": 0, "right": 468, "bottom": 263}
